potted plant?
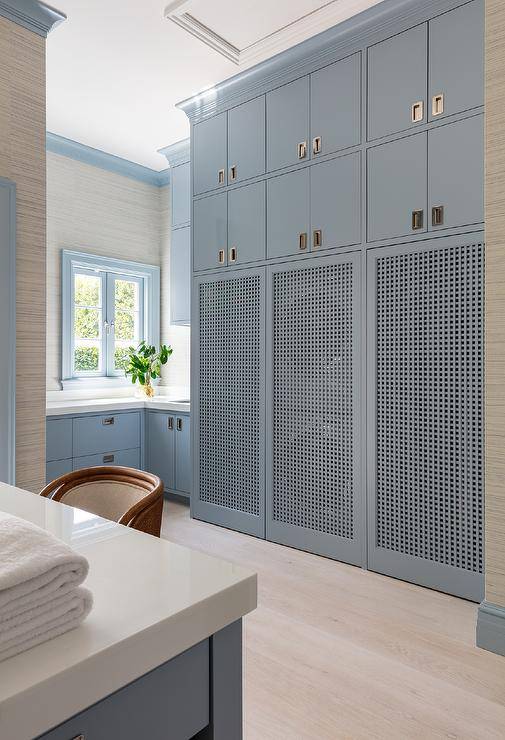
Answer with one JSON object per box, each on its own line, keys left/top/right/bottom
{"left": 124, "top": 341, "right": 173, "bottom": 398}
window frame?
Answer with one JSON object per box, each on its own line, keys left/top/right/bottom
{"left": 61, "top": 250, "right": 160, "bottom": 388}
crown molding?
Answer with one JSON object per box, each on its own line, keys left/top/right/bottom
{"left": 0, "top": 0, "right": 66, "bottom": 37}
{"left": 158, "top": 139, "right": 191, "bottom": 167}
{"left": 47, "top": 133, "right": 171, "bottom": 188}
{"left": 176, "top": 0, "right": 467, "bottom": 124}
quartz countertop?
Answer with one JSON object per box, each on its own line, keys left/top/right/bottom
{"left": 0, "top": 485, "right": 256, "bottom": 740}
{"left": 46, "top": 395, "right": 190, "bottom": 416}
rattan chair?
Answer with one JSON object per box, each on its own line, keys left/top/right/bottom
{"left": 40, "top": 466, "right": 164, "bottom": 537}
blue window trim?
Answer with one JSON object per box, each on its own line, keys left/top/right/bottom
{"left": 61, "top": 250, "right": 160, "bottom": 387}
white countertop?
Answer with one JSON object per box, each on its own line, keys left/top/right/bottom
{"left": 0, "top": 485, "right": 256, "bottom": 740}
{"left": 47, "top": 395, "right": 190, "bottom": 416}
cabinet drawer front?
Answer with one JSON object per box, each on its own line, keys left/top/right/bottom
{"left": 73, "top": 412, "right": 140, "bottom": 457}
{"left": 73, "top": 447, "right": 140, "bottom": 471}
{"left": 46, "top": 458, "right": 73, "bottom": 484}
{"left": 37, "top": 640, "right": 209, "bottom": 740}
{"left": 47, "top": 419, "right": 73, "bottom": 462}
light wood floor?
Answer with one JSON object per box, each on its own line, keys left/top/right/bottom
{"left": 162, "top": 501, "right": 505, "bottom": 740}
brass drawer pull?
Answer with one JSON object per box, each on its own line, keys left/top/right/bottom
{"left": 168, "top": 417, "right": 174, "bottom": 430}
{"left": 411, "top": 101, "right": 424, "bottom": 123}
{"left": 103, "top": 454, "right": 114, "bottom": 464}
{"left": 432, "top": 93, "right": 444, "bottom": 117}
{"left": 298, "top": 232, "right": 308, "bottom": 250}
{"left": 102, "top": 417, "right": 115, "bottom": 426}
{"left": 313, "top": 229, "right": 322, "bottom": 249}
{"left": 313, "top": 136, "right": 322, "bottom": 155}
{"left": 176, "top": 417, "right": 183, "bottom": 431}
{"left": 411, "top": 209, "right": 424, "bottom": 231}
{"left": 432, "top": 205, "right": 444, "bottom": 226}
{"left": 72, "top": 735, "right": 85, "bottom": 740}
{"left": 229, "top": 165, "right": 237, "bottom": 181}
{"left": 297, "top": 141, "right": 307, "bottom": 159}
{"left": 218, "top": 168, "right": 225, "bottom": 185}
{"left": 229, "top": 246, "right": 237, "bottom": 263}
{"left": 218, "top": 249, "right": 225, "bottom": 264}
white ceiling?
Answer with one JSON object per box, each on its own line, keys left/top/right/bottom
{"left": 47, "top": 0, "right": 382, "bottom": 170}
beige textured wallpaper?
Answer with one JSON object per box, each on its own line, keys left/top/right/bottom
{"left": 0, "top": 18, "right": 46, "bottom": 491}
{"left": 485, "top": 0, "right": 505, "bottom": 607}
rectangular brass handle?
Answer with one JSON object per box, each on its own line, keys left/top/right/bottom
{"left": 297, "top": 141, "right": 307, "bottom": 159}
{"left": 411, "top": 209, "right": 424, "bottom": 231}
{"left": 72, "top": 736, "right": 85, "bottom": 740}
{"left": 229, "top": 165, "right": 237, "bottom": 182}
{"left": 432, "top": 205, "right": 444, "bottom": 226}
{"left": 103, "top": 454, "right": 114, "bottom": 464}
{"left": 218, "top": 168, "right": 225, "bottom": 185}
{"left": 229, "top": 246, "right": 237, "bottom": 263}
{"left": 313, "top": 136, "right": 322, "bottom": 155}
{"left": 176, "top": 417, "right": 183, "bottom": 431}
{"left": 102, "top": 417, "right": 115, "bottom": 426}
{"left": 168, "top": 416, "right": 174, "bottom": 430}
{"left": 432, "top": 93, "right": 444, "bottom": 117}
{"left": 313, "top": 229, "right": 322, "bottom": 249}
{"left": 411, "top": 101, "right": 424, "bottom": 123}
{"left": 298, "top": 232, "right": 307, "bottom": 250}
{"left": 218, "top": 249, "right": 225, "bottom": 264}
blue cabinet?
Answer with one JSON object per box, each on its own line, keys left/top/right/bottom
{"left": 193, "top": 113, "right": 227, "bottom": 195}
{"left": 193, "top": 192, "right": 228, "bottom": 271}
{"left": 266, "top": 76, "right": 310, "bottom": 172}
{"left": 170, "top": 226, "right": 190, "bottom": 324}
{"left": 73, "top": 448, "right": 140, "bottom": 471}
{"left": 171, "top": 162, "right": 190, "bottom": 227}
{"left": 46, "top": 418, "right": 73, "bottom": 462}
{"left": 46, "top": 458, "right": 73, "bottom": 483}
{"left": 267, "top": 169, "right": 310, "bottom": 259}
{"left": 175, "top": 414, "right": 191, "bottom": 494}
{"left": 228, "top": 181, "right": 266, "bottom": 265}
{"left": 310, "top": 152, "right": 361, "bottom": 250}
{"left": 228, "top": 96, "right": 266, "bottom": 184}
{"left": 73, "top": 412, "right": 140, "bottom": 457}
{"left": 146, "top": 411, "right": 191, "bottom": 497}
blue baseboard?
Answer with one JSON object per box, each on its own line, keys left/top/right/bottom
{"left": 476, "top": 601, "right": 505, "bottom": 656}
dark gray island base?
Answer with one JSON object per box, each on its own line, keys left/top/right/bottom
{"left": 37, "top": 620, "right": 242, "bottom": 740}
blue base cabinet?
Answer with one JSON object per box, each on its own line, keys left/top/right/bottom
{"left": 145, "top": 411, "right": 191, "bottom": 498}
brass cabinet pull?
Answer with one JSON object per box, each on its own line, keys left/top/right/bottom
{"left": 411, "top": 101, "right": 424, "bottom": 123}
{"left": 297, "top": 141, "right": 307, "bottom": 159}
{"left": 313, "top": 229, "right": 322, "bottom": 249}
{"left": 103, "top": 454, "right": 114, "bottom": 464}
{"left": 218, "top": 168, "right": 225, "bottom": 185}
{"left": 168, "top": 416, "right": 174, "bottom": 430}
{"left": 298, "top": 232, "right": 308, "bottom": 250}
{"left": 313, "top": 136, "right": 322, "bottom": 155}
{"left": 411, "top": 209, "right": 424, "bottom": 230}
{"left": 218, "top": 249, "right": 225, "bottom": 264}
{"left": 102, "top": 417, "right": 115, "bottom": 426}
{"left": 176, "top": 417, "right": 183, "bottom": 431}
{"left": 432, "top": 205, "right": 444, "bottom": 226}
{"left": 432, "top": 93, "right": 444, "bottom": 116}
{"left": 229, "top": 246, "right": 237, "bottom": 263}
{"left": 229, "top": 165, "right": 237, "bottom": 181}
{"left": 72, "top": 736, "right": 85, "bottom": 740}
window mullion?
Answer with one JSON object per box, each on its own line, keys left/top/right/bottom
{"left": 105, "top": 272, "right": 115, "bottom": 377}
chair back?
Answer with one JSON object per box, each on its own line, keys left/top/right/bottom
{"left": 40, "top": 466, "right": 164, "bottom": 537}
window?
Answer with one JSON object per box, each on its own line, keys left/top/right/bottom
{"left": 62, "top": 251, "right": 160, "bottom": 384}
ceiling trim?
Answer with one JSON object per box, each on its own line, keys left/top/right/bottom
{"left": 47, "top": 133, "right": 171, "bottom": 188}
{"left": 158, "top": 139, "right": 191, "bottom": 168}
{"left": 0, "top": 0, "right": 66, "bottom": 37}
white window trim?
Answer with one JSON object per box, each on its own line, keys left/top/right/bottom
{"left": 61, "top": 250, "right": 160, "bottom": 389}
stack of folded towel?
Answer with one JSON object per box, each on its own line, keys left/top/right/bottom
{"left": 0, "top": 514, "right": 93, "bottom": 662}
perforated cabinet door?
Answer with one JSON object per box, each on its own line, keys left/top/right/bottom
{"left": 266, "top": 253, "right": 364, "bottom": 565}
{"left": 367, "top": 236, "right": 484, "bottom": 601}
{"left": 192, "top": 267, "right": 266, "bottom": 537}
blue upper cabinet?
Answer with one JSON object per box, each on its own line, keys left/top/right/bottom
{"left": 193, "top": 192, "right": 228, "bottom": 271}
{"left": 228, "top": 96, "right": 266, "bottom": 184}
{"left": 367, "top": 24, "right": 428, "bottom": 141}
{"left": 193, "top": 112, "right": 227, "bottom": 195}
{"left": 171, "top": 162, "right": 190, "bottom": 228}
{"left": 171, "top": 226, "right": 190, "bottom": 324}
{"left": 310, "top": 53, "right": 361, "bottom": 158}
{"left": 266, "top": 76, "right": 310, "bottom": 172}
{"left": 267, "top": 169, "right": 310, "bottom": 259}
{"left": 428, "top": 0, "right": 484, "bottom": 121}
{"left": 228, "top": 181, "right": 266, "bottom": 265}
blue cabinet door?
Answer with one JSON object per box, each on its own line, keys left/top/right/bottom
{"left": 228, "top": 181, "right": 266, "bottom": 265}
{"left": 367, "top": 132, "right": 427, "bottom": 242}
{"left": 46, "top": 418, "right": 73, "bottom": 462}
{"left": 367, "top": 24, "right": 427, "bottom": 141}
{"left": 429, "top": 0, "right": 483, "bottom": 122}
{"left": 193, "top": 113, "right": 227, "bottom": 195}
{"left": 146, "top": 412, "right": 175, "bottom": 492}
{"left": 193, "top": 192, "right": 228, "bottom": 271}
{"left": 267, "top": 169, "right": 310, "bottom": 259}
{"left": 171, "top": 226, "right": 190, "bottom": 324}
{"left": 310, "top": 152, "right": 361, "bottom": 251}
{"left": 310, "top": 53, "right": 361, "bottom": 157}
{"left": 171, "top": 162, "right": 190, "bottom": 227}
{"left": 228, "top": 96, "right": 265, "bottom": 184}
{"left": 175, "top": 415, "right": 191, "bottom": 494}
{"left": 428, "top": 114, "right": 484, "bottom": 232}
{"left": 266, "top": 76, "right": 309, "bottom": 172}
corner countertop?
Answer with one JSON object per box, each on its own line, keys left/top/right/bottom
{"left": 46, "top": 395, "right": 190, "bottom": 417}
{"left": 0, "top": 485, "right": 256, "bottom": 740}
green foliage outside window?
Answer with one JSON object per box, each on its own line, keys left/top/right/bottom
{"left": 75, "top": 346, "right": 99, "bottom": 371}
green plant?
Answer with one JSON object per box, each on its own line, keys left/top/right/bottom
{"left": 124, "top": 341, "right": 172, "bottom": 387}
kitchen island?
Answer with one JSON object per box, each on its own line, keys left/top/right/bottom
{"left": 0, "top": 484, "right": 257, "bottom": 740}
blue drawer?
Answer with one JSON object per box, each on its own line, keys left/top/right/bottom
{"left": 46, "top": 419, "right": 73, "bottom": 462}
{"left": 73, "top": 412, "right": 140, "bottom": 457}
{"left": 46, "top": 458, "right": 73, "bottom": 484}
{"left": 73, "top": 447, "right": 140, "bottom": 471}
